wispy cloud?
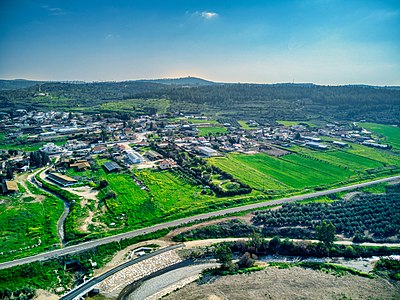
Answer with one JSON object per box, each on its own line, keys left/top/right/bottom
{"left": 365, "top": 9, "right": 399, "bottom": 22}
{"left": 200, "top": 11, "right": 219, "bottom": 20}
{"left": 42, "top": 5, "right": 65, "bottom": 16}
{"left": 189, "top": 11, "right": 219, "bottom": 20}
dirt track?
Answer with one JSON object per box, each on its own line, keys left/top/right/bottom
{"left": 163, "top": 267, "right": 400, "bottom": 300}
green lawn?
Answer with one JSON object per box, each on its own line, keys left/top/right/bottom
{"left": 198, "top": 126, "right": 228, "bottom": 136}
{"left": 359, "top": 122, "right": 400, "bottom": 149}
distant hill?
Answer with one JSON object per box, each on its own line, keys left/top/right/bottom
{"left": 0, "top": 79, "right": 46, "bottom": 90}
{"left": 136, "top": 76, "right": 218, "bottom": 86}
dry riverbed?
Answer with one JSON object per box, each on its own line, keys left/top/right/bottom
{"left": 163, "top": 267, "right": 400, "bottom": 300}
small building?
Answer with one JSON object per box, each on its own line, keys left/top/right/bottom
{"left": 2, "top": 180, "right": 19, "bottom": 194}
{"left": 47, "top": 173, "right": 78, "bottom": 187}
{"left": 40, "top": 143, "right": 64, "bottom": 155}
{"left": 306, "top": 142, "right": 329, "bottom": 150}
{"left": 125, "top": 150, "right": 144, "bottom": 164}
{"left": 332, "top": 141, "right": 348, "bottom": 148}
{"left": 362, "top": 141, "right": 390, "bottom": 149}
{"left": 70, "top": 160, "right": 91, "bottom": 171}
{"left": 159, "top": 159, "right": 177, "bottom": 170}
{"left": 103, "top": 161, "right": 122, "bottom": 173}
{"left": 198, "top": 146, "right": 219, "bottom": 157}
{"left": 144, "top": 150, "right": 163, "bottom": 161}
{"left": 92, "top": 145, "right": 107, "bottom": 154}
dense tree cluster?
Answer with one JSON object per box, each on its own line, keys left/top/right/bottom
{"left": 173, "top": 220, "right": 258, "bottom": 242}
{"left": 253, "top": 189, "right": 400, "bottom": 239}
{"left": 29, "top": 151, "right": 50, "bottom": 168}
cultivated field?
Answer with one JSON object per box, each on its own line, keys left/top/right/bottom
{"left": 210, "top": 153, "right": 355, "bottom": 192}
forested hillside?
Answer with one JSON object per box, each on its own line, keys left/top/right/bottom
{"left": 0, "top": 81, "right": 399, "bottom": 124}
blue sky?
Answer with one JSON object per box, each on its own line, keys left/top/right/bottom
{"left": 0, "top": 0, "right": 399, "bottom": 85}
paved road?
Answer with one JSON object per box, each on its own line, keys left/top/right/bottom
{"left": 60, "top": 244, "right": 183, "bottom": 300}
{"left": 0, "top": 175, "right": 399, "bottom": 270}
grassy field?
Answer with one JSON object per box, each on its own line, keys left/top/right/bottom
{"left": 0, "top": 180, "right": 64, "bottom": 262}
{"left": 67, "top": 160, "right": 222, "bottom": 228}
{"left": 238, "top": 120, "right": 256, "bottom": 130}
{"left": 98, "top": 98, "right": 170, "bottom": 114}
{"left": 290, "top": 145, "right": 385, "bottom": 171}
{"left": 198, "top": 126, "right": 228, "bottom": 136}
{"left": 136, "top": 169, "right": 213, "bottom": 214}
{"left": 277, "top": 120, "right": 318, "bottom": 127}
{"left": 187, "top": 118, "right": 219, "bottom": 125}
{"left": 210, "top": 153, "right": 355, "bottom": 192}
{"left": 345, "top": 143, "right": 400, "bottom": 167}
{"left": 359, "top": 122, "right": 400, "bottom": 149}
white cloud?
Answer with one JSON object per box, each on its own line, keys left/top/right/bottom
{"left": 200, "top": 11, "right": 219, "bottom": 20}
{"left": 41, "top": 5, "right": 65, "bottom": 16}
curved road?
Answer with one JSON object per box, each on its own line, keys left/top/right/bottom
{"left": 60, "top": 244, "right": 183, "bottom": 300}
{"left": 0, "top": 175, "right": 398, "bottom": 270}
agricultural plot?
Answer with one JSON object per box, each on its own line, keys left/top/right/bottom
{"left": 0, "top": 181, "right": 64, "bottom": 262}
{"left": 210, "top": 153, "right": 353, "bottom": 192}
{"left": 290, "top": 146, "right": 384, "bottom": 171}
{"left": 345, "top": 143, "right": 400, "bottom": 167}
{"left": 198, "top": 126, "right": 228, "bottom": 136}
{"left": 280, "top": 154, "right": 353, "bottom": 180}
{"left": 209, "top": 155, "right": 288, "bottom": 192}
{"left": 231, "top": 153, "right": 353, "bottom": 189}
{"left": 136, "top": 170, "right": 213, "bottom": 215}
{"left": 360, "top": 122, "right": 400, "bottom": 149}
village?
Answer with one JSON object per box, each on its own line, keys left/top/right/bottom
{"left": 0, "top": 109, "right": 392, "bottom": 193}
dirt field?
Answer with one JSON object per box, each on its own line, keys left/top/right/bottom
{"left": 163, "top": 267, "right": 400, "bottom": 300}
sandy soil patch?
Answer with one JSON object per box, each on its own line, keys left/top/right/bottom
{"left": 164, "top": 267, "right": 400, "bottom": 300}
{"left": 33, "top": 289, "right": 59, "bottom": 300}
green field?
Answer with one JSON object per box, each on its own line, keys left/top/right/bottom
{"left": 238, "top": 120, "right": 257, "bottom": 130}
{"left": 198, "top": 126, "right": 228, "bottom": 136}
{"left": 98, "top": 98, "right": 170, "bottom": 114}
{"left": 277, "top": 120, "right": 318, "bottom": 127}
{"left": 290, "top": 145, "right": 385, "bottom": 171}
{"left": 345, "top": 143, "right": 400, "bottom": 167}
{"left": 359, "top": 123, "right": 400, "bottom": 149}
{"left": 136, "top": 170, "right": 213, "bottom": 214}
{"left": 67, "top": 160, "right": 223, "bottom": 228}
{"left": 0, "top": 181, "right": 64, "bottom": 262}
{"left": 187, "top": 118, "right": 219, "bottom": 125}
{"left": 210, "top": 153, "right": 355, "bottom": 192}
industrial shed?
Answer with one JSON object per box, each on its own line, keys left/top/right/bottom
{"left": 47, "top": 173, "right": 78, "bottom": 187}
